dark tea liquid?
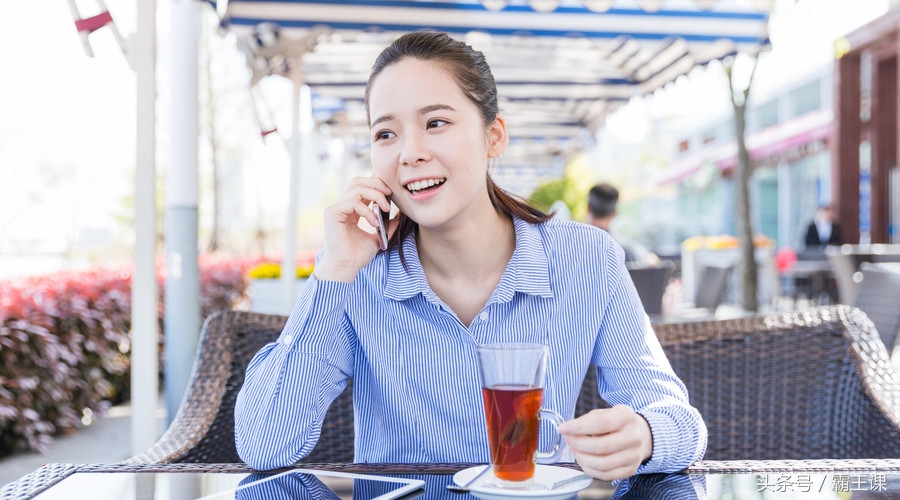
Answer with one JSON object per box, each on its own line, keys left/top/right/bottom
{"left": 482, "top": 385, "right": 543, "bottom": 482}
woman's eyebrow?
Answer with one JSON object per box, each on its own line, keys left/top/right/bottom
{"left": 420, "top": 104, "right": 455, "bottom": 115}
{"left": 371, "top": 114, "right": 394, "bottom": 128}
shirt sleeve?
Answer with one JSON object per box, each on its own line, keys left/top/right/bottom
{"left": 234, "top": 276, "right": 356, "bottom": 470}
{"left": 592, "top": 242, "right": 708, "bottom": 474}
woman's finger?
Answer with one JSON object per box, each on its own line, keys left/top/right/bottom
{"left": 564, "top": 433, "right": 613, "bottom": 456}
{"left": 559, "top": 407, "right": 626, "bottom": 437}
{"left": 341, "top": 185, "right": 392, "bottom": 214}
{"left": 572, "top": 446, "right": 641, "bottom": 481}
{"left": 350, "top": 176, "right": 393, "bottom": 200}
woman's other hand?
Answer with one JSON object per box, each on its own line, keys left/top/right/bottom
{"left": 315, "top": 176, "right": 396, "bottom": 282}
{"left": 558, "top": 405, "right": 653, "bottom": 481}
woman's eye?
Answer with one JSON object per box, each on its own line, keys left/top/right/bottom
{"left": 427, "top": 119, "right": 448, "bottom": 129}
{"left": 374, "top": 130, "right": 395, "bottom": 141}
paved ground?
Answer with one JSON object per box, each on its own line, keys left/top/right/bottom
{"left": 0, "top": 395, "right": 167, "bottom": 489}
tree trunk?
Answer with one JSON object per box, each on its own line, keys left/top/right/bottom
{"left": 726, "top": 56, "right": 760, "bottom": 312}
{"left": 203, "top": 21, "right": 221, "bottom": 254}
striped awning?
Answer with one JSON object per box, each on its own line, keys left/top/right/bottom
{"left": 211, "top": 0, "right": 770, "bottom": 191}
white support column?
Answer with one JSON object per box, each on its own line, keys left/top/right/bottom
{"left": 282, "top": 83, "right": 313, "bottom": 313}
{"left": 165, "top": 0, "right": 201, "bottom": 429}
{"left": 131, "top": 0, "right": 159, "bottom": 457}
{"left": 165, "top": 0, "right": 203, "bottom": 493}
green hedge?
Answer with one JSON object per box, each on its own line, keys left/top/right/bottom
{"left": 0, "top": 255, "right": 258, "bottom": 458}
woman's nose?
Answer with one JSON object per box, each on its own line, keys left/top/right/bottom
{"left": 399, "top": 133, "right": 431, "bottom": 166}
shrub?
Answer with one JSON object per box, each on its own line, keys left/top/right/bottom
{"left": 246, "top": 256, "right": 316, "bottom": 280}
{"left": 0, "top": 255, "right": 255, "bottom": 458}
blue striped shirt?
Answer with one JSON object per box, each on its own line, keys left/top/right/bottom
{"left": 234, "top": 217, "right": 707, "bottom": 472}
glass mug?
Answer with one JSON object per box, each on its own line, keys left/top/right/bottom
{"left": 476, "top": 343, "right": 563, "bottom": 487}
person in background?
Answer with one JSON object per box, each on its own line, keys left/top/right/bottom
{"left": 586, "top": 183, "right": 659, "bottom": 266}
{"left": 804, "top": 204, "right": 840, "bottom": 249}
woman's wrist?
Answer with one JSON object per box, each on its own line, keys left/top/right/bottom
{"left": 638, "top": 414, "right": 654, "bottom": 464}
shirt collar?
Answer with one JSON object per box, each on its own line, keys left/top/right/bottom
{"left": 383, "top": 217, "right": 553, "bottom": 302}
{"left": 383, "top": 231, "right": 430, "bottom": 301}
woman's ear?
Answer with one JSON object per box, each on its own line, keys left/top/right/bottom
{"left": 487, "top": 115, "right": 509, "bottom": 159}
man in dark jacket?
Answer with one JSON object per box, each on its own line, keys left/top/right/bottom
{"left": 804, "top": 204, "right": 840, "bottom": 249}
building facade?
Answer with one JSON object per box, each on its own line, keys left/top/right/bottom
{"left": 832, "top": 8, "right": 900, "bottom": 245}
{"left": 655, "top": 66, "right": 833, "bottom": 252}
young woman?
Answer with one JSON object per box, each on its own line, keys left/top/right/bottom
{"left": 235, "top": 31, "right": 706, "bottom": 481}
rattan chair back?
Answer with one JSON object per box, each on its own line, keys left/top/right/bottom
{"left": 694, "top": 265, "right": 731, "bottom": 311}
{"left": 626, "top": 260, "right": 676, "bottom": 316}
{"left": 126, "top": 310, "right": 354, "bottom": 464}
{"left": 854, "top": 262, "right": 900, "bottom": 354}
{"left": 654, "top": 306, "right": 900, "bottom": 460}
{"left": 826, "top": 247, "right": 860, "bottom": 304}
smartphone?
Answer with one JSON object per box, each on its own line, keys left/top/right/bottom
{"left": 375, "top": 205, "right": 390, "bottom": 251}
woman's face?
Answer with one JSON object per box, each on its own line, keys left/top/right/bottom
{"left": 367, "top": 58, "right": 507, "bottom": 232}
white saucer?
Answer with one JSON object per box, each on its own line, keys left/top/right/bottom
{"left": 452, "top": 464, "right": 593, "bottom": 500}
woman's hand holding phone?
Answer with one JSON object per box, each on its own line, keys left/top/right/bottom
{"left": 315, "top": 176, "right": 395, "bottom": 282}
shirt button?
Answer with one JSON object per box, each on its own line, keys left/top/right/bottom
{"left": 479, "top": 312, "right": 489, "bottom": 322}
{"left": 282, "top": 334, "right": 293, "bottom": 344}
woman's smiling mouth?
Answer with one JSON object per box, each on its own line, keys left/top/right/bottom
{"left": 404, "top": 178, "right": 447, "bottom": 195}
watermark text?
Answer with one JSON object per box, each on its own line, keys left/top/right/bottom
{"left": 756, "top": 473, "right": 887, "bottom": 493}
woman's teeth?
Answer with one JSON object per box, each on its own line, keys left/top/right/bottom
{"left": 405, "top": 178, "right": 446, "bottom": 194}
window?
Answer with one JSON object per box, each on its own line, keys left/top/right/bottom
{"left": 752, "top": 100, "right": 779, "bottom": 131}
{"left": 789, "top": 80, "right": 822, "bottom": 118}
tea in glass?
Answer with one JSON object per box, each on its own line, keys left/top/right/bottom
{"left": 476, "top": 343, "right": 563, "bottom": 487}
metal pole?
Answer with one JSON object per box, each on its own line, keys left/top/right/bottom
{"left": 281, "top": 82, "right": 300, "bottom": 314}
{"left": 131, "top": 0, "right": 159, "bottom": 457}
{"left": 282, "top": 83, "right": 314, "bottom": 312}
{"left": 165, "top": 0, "right": 201, "bottom": 425}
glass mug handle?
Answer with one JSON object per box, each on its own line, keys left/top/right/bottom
{"left": 535, "top": 408, "right": 565, "bottom": 461}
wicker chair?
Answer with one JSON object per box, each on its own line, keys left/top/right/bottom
{"left": 626, "top": 260, "right": 676, "bottom": 316}
{"left": 854, "top": 262, "right": 900, "bottom": 354}
{"left": 126, "top": 310, "right": 354, "bottom": 464}
{"left": 578, "top": 305, "right": 900, "bottom": 460}
{"left": 826, "top": 247, "right": 864, "bottom": 305}
{"left": 693, "top": 264, "right": 732, "bottom": 312}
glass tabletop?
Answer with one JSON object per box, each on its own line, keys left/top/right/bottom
{"left": 30, "top": 471, "right": 249, "bottom": 500}
{"left": 11, "top": 462, "right": 900, "bottom": 500}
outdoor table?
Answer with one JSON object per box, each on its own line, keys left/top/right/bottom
{"left": 5, "top": 459, "right": 900, "bottom": 499}
{"left": 784, "top": 259, "right": 835, "bottom": 304}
